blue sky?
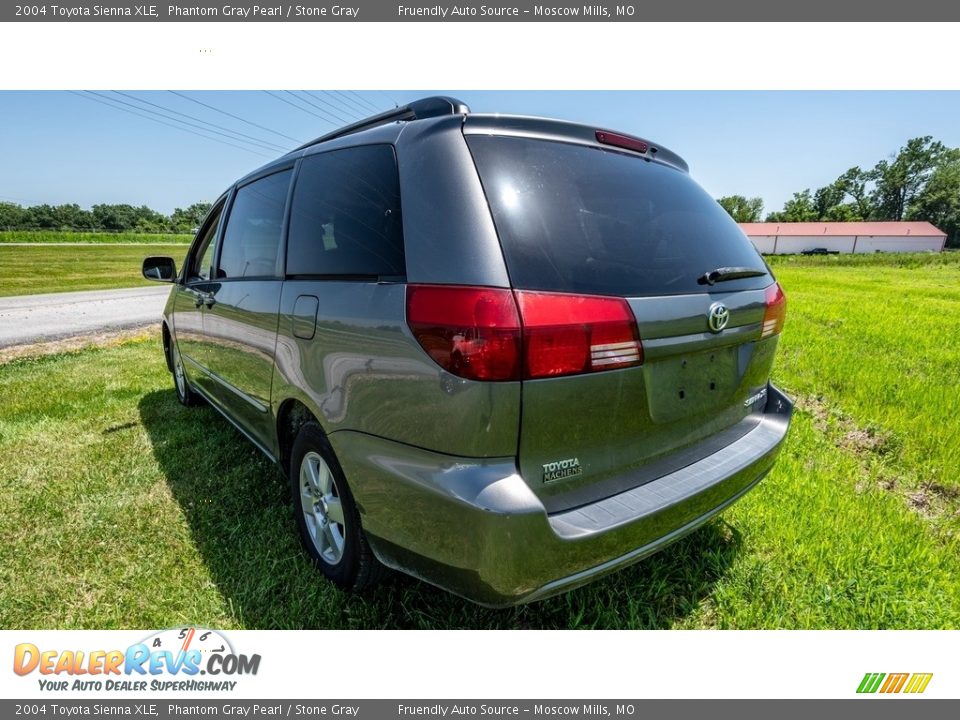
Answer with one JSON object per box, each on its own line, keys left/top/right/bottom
{"left": 1, "top": 90, "right": 958, "bottom": 217}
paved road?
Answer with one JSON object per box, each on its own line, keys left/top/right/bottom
{"left": 0, "top": 286, "right": 170, "bottom": 347}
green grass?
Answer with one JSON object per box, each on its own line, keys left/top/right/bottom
{"left": 1, "top": 254, "right": 959, "bottom": 629}
{"left": 0, "top": 230, "right": 192, "bottom": 244}
{"left": 0, "top": 244, "right": 191, "bottom": 296}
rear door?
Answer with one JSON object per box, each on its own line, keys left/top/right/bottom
{"left": 201, "top": 167, "right": 292, "bottom": 449}
{"left": 465, "top": 133, "right": 783, "bottom": 511}
{"left": 274, "top": 145, "right": 420, "bottom": 441}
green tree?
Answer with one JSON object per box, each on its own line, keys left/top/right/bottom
{"left": 813, "top": 181, "right": 847, "bottom": 220}
{"left": 0, "top": 202, "right": 27, "bottom": 229}
{"left": 908, "top": 148, "right": 960, "bottom": 248}
{"left": 50, "top": 204, "right": 94, "bottom": 230}
{"left": 870, "top": 136, "right": 949, "bottom": 221}
{"left": 717, "top": 195, "right": 763, "bottom": 223}
{"left": 170, "top": 202, "right": 213, "bottom": 232}
{"left": 92, "top": 203, "right": 138, "bottom": 231}
{"left": 823, "top": 203, "right": 863, "bottom": 222}
{"left": 836, "top": 166, "right": 873, "bottom": 219}
{"left": 0, "top": 201, "right": 210, "bottom": 233}
{"left": 131, "top": 205, "right": 169, "bottom": 232}
{"left": 767, "top": 190, "right": 819, "bottom": 222}
{"left": 27, "top": 204, "right": 61, "bottom": 229}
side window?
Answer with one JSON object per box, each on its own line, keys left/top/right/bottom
{"left": 188, "top": 202, "right": 224, "bottom": 281}
{"left": 217, "top": 169, "right": 292, "bottom": 279}
{"left": 287, "top": 145, "right": 404, "bottom": 278}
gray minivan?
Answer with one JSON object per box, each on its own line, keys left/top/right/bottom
{"left": 143, "top": 96, "right": 793, "bottom": 606}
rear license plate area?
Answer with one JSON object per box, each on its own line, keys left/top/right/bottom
{"left": 644, "top": 346, "right": 738, "bottom": 423}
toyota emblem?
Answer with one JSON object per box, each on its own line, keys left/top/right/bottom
{"left": 708, "top": 303, "right": 730, "bottom": 333}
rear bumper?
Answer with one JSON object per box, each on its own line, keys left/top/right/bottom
{"left": 330, "top": 383, "right": 793, "bottom": 607}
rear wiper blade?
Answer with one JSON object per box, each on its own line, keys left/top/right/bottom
{"left": 697, "top": 266, "right": 768, "bottom": 286}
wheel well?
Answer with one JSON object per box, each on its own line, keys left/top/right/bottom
{"left": 276, "top": 399, "right": 319, "bottom": 474}
{"left": 161, "top": 323, "right": 173, "bottom": 373}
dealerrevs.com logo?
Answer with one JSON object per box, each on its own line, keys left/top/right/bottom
{"left": 13, "top": 627, "right": 261, "bottom": 692}
{"left": 857, "top": 672, "right": 933, "bottom": 694}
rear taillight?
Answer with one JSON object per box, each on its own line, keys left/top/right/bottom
{"left": 761, "top": 282, "right": 787, "bottom": 339}
{"left": 406, "top": 285, "right": 643, "bottom": 382}
{"left": 515, "top": 291, "right": 642, "bottom": 379}
{"left": 406, "top": 285, "right": 521, "bottom": 381}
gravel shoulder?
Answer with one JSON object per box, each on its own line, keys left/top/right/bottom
{"left": 0, "top": 285, "right": 170, "bottom": 348}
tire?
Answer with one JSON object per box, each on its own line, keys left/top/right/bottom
{"left": 289, "top": 422, "right": 384, "bottom": 592}
{"left": 170, "top": 339, "right": 202, "bottom": 407}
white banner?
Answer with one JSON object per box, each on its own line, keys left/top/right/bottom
{"left": 1, "top": 630, "right": 955, "bottom": 699}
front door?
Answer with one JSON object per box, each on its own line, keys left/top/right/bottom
{"left": 173, "top": 198, "right": 225, "bottom": 392}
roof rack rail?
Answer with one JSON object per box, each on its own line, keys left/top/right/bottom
{"left": 293, "top": 96, "right": 470, "bottom": 152}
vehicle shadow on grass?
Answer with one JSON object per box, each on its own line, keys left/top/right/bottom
{"left": 139, "top": 388, "right": 742, "bottom": 630}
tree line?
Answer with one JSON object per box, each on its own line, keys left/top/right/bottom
{"left": 0, "top": 201, "right": 213, "bottom": 234}
{"left": 3, "top": 136, "right": 957, "bottom": 247}
{"left": 718, "top": 136, "right": 959, "bottom": 248}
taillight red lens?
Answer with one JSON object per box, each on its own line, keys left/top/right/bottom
{"left": 761, "top": 282, "right": 787, "bottom": 339}
{"left": 406, "top": 285, "right": 521, "bottom": 381}
{"left": 407, "top": 285, "right": 643, "bottom": 381}
{"left": 515, "top": 291, "right": 642, "bottom": 379}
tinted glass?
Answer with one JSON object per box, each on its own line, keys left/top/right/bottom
{"left": 287, "top": 145, "right": 404, "bottom": 278}
{"left": 189, "top": 202, "right": 223, "bottom": 281}
{"left": 218, "top": 169, "right": 291, "bottom": 279}
{"left": 467, "top": 136, "right": 769, "bottom": 297}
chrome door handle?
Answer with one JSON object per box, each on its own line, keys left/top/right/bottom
{"left": 195, "top": 292, "right": 216, "bottom": 308}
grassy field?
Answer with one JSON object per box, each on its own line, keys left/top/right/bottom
{"left": 0, "top": 230, "right": 192, "bottom": 244}
{"left": 1, "top": 254, "right": 959, "bottom": 629}
{"left": 0, "top": 243, "right": 191, "bottom": 296}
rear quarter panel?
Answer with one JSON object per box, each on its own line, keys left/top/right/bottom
{"left": 271, "top": 280, "right": 520, "bottom": 458}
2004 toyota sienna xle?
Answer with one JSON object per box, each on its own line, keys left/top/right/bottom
{"left": 142, "top": 96, "right": 794, "bottom": 606}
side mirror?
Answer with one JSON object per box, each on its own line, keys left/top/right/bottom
{"left": 142, "top": 256, "right": 177, "bottom": 283}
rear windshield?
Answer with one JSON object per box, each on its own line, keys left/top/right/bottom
{"left": 466, "top": 135, "right": 770, "bottom": 297}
